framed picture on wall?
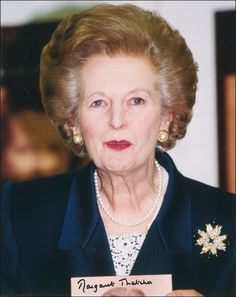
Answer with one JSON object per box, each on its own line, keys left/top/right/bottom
{"left": 215, "top": 10, "right": 235, "bottom": 193}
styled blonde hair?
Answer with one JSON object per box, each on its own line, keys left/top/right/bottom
{"left": 40, "top": 3, "right": 198, "bottom": 156}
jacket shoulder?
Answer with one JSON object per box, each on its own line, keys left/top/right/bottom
{"left": 184, "top": 177, "right": 235, "bottom": 243}
{"left": 185, "top": 177, "right": 235, "bottom": 204}
{"left": 184, "top": 177, "right": 235, "bottom": 218}
{"left": 9, "top": 171, "right": 75, "bottom": 198}
{"left": 1, "top": 172, "right": 78, "bottom": 251}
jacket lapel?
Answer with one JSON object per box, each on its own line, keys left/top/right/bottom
{"left": 58, "top": 163, "right": 115, "bottom": 277}
{"left": 157, "top": 151, "right": 192, "bottom": 253}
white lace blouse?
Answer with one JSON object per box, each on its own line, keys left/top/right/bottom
{"left": 108, "top": 232, "right": 147, "bottom": 275}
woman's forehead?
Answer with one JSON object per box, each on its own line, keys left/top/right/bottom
{"left": 80, "top": 54, "right": 157, "bottom": 96}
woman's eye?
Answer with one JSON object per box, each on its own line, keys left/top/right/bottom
{"left": 130, "top": 97, "right": 145, "bottom": 105}
{"left": 90, "top": 99, "right": 104, "bottom": 107}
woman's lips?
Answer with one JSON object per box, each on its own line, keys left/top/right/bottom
{"left": 105, "top": 140, "right": 132, "bottom": 150}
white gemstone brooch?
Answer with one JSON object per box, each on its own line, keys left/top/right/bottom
{"left": 195, "top": 224, "right": 227, "bottom": 256}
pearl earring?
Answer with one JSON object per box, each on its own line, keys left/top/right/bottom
{"left": 72, "top": 134, "right": 84, "bottom": 145}
{"left": 157, "top": 130, "right": 169, "bottom": 143}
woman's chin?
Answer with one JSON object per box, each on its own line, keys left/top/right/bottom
{"left": 102, "top": 160, "right": 134, "bottom": 174}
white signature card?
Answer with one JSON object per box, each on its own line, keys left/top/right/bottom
{"left": 71, "top": 274, "right": 172, "bottom": 296}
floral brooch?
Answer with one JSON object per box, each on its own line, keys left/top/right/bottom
{"left": 195, "top": 224, "right": 227, "bottom": 256}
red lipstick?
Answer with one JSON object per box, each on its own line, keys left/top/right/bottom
{"left": 105, "top": 140, "right": 132, "bottom": 151}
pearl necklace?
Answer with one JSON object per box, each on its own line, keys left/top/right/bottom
{"left": 94, "top": 160, "right": 163, "bottom": 227}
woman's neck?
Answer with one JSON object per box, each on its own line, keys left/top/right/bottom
{"left": 96, "top": 158, "right": 159, "bottom": 212}
{"left": 94, "top": 158, "right": 165, "bottom": 235}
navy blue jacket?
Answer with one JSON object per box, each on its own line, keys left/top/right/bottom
{"left": 1, "top": 151, "right": 235, "bottom": 296}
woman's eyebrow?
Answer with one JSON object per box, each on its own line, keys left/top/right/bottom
{"left": 85, "top": 91, "right": 108, "bottom": 100}
{"left": 126, "top": 88, "right": 152, "bottom": 96}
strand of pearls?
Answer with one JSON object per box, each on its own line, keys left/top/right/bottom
{"left": 94, "top": 160, "right": 163, "bottom": 227}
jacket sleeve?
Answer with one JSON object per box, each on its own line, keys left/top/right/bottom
{"left": 1, "top": 181, "right": 20, "bottom": 296}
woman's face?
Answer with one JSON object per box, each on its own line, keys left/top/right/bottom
{"left": 75, "top": 55, "right": 170, "bottom": 173}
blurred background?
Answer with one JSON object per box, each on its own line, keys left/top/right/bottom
{"left": 1, "top": 1, "right": 235, "bottom": 193}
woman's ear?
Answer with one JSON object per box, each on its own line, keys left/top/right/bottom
{"left": 160, "top": 114, "right": 173, "bottom": 131}
{"left": 67, "top": 118, "right": 82, "bottom": 136}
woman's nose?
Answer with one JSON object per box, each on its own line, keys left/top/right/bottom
{"left": 108, "top": 104, "right": 127, "bottom": 130}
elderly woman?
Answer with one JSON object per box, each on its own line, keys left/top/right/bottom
{"left": 1, "top": 4, "right": 234, "bottom": 297}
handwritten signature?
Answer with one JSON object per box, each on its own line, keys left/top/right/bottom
{"left": 77, "top": 277, "right": 152, "bottom": 293}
